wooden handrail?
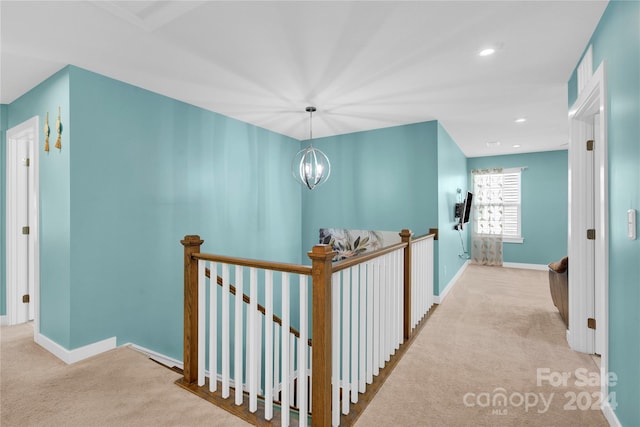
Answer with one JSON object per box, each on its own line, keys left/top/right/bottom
{"left": 331, "top": 232, "right": 434, "bottom": 273}
{"left": 194, "top": 252, "right": 312, "bottom": 276}
{"left": 331, "top": 241, "right": 408, "bottom": 273}
{"left": 411, "top": 232, "right": 436, "bottom": 243}
{"left": 182, "top": 230, "right": 436, "bottom": 427}
{"left": 204, "top": 268, "right": 313, "bottom": 347}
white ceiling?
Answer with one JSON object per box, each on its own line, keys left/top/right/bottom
{"left": 1, "top": 1, "right": 608, "bottom": 157}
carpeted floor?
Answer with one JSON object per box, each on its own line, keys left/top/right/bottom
{"left": 0, "top": 323, "right": 249, "bottom": 426}
{"left": 1, "top": 265, "right": 608, "bottom": 426}
{"left": 355, "top": 264, "right": 608, "bottom": 426}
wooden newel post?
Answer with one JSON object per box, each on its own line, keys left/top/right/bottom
{"left": 308, "top": 244, "right": 336, "bottom": 427}
{"left": 400, "top": 229, "right": 413, "bottom": 340}
{"left": 181, "top": 235, "right": 204, "bottom": 385}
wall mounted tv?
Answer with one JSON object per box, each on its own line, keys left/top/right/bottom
{"left": 454, "top": 191, "right": 473, "bottom": 230}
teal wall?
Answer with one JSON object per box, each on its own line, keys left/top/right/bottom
{"left": 5, "top": 66, "right": 302, "bottom": 360}
{"left": 300, "top": 121, "right": 439, "bottom": 262}
{"left": 468, "top": 151, "right": 569, "bottom": 265}
{"left": 1, "top": 104, "right": 6, "bottom": 316}
{"left": 436, "top": 123, "right": 469, "bottom": 294}
{"left": 568, "top": 2, "right": 640, "bottom": 425}
{"left": 299, "top": 120, "right": 469, "bottom": 296}
{"left": 7, "top": 68, "right": 72, "bottom": 346}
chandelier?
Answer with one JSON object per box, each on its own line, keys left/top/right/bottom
{"left": 292, "top": 106, "right": 331, "bottom": 190}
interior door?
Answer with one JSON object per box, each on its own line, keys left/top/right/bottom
{"left": 17, "top": 137, "right": 31, "bottom": 321}
{"left": 6, "top": 118, "right": 37, "bottom": 325}
{"left": 593, "top": 113, "right": 604, "bottom": 355}
{"left": 585, "top": 119, "right": 596, "bottom": 352}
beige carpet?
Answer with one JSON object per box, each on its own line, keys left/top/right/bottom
{"left": 355, "top": 264, "right": 608, "bottom": 427}
{"left": 1, "top": 265, "right": 608, "bottom": 426}
{"left": 0, "top": 324, "right": 250, "bottom": 426}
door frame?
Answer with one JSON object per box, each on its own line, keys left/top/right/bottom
{"left": 5, "top": 116, "right": 40, "bottom": 332}
{"left": 568, "top": 62, "right": 608, "bottom": 396}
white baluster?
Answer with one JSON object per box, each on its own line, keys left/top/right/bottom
{"left": 428, "top": 238, "right": 434, "bottom": 313}
{"left": 398, "top": 250, "right": 404, "bottom": 348}
{"left": 331, "top": 271, "right": 340, "bottom": 427}
{"left": 396, "top": 250, "right": 401, "bottom": 348}
{"left": 298, "top": 275, "right": 308, "bottom": 426}
{"left": 342, "top": 269, "right": 350, "bottom": 415}
{"left": 351, "top": 266, "right": 359, "bottom": 404}
{"left": 265, "top": 270, "right": 274, "bottom": 420}
{"left": 308, "top": 346, "right": 313, "bottom": 413}
{"left": 234, "top": 266, "right": 244, "bottom": 405}
{"left": 415, "top": 244, "right": 421, "bottom": 327}
{"left": 198, "top": 260, "right": 206, "bottom": 386}
{"left": 256, "top": 313, "right": 263, "bottom": 398}
{"left": 411, "top": 245, "right": 417, "bottom": 329}
{"left": 281, "top": 273, "right": 290, "bottom": 426}
{"left": 209, "top": 262, "right": 218, "bottom": 392}
{"left": 274, "top": 324, "right": 280, "bottom": 401}
{"left": 373, "top": 260, "right": 382, "bottom": 377}
{"left": 289, "top": 334, "right": 295, "bottom": 409}
{"left": 222, "top": 263, "right": 230, "bottom": 398}
{"left": 367, "top": 261, "right": 374, "bottom": 383}
{"left": 249, "top": 267, "right": 258, "bottom": 412}
{"left": 359, "top": 264, "right": 367, "bottom": 393}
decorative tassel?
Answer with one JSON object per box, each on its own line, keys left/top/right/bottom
{"left": 44, "top": 112, "right": 50, "bottom": 152}
{"left": 55, "top": 106, "right": 62, "bottom": 150}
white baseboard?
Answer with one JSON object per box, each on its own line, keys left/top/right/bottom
{"left": 0, "top": 315, "right": 8, "bottom": 326}
{"left": 127, "top": 343, "right": 265, "bottom": 393}
{"left": 127, "top": 343, "right": 183, "bottom": 370}
{"left": 601, "top": 401, "right": 622, "bottom": 427}
{"left": 503, "top": 262, "right": 548, "bottom": 271}
{"left": 435, "top": 260, "right": 469, "bottom": 304}
{"left": 35, "top": 333, "right": 117, "bottom": 365}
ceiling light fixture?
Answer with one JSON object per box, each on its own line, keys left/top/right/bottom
{"left": 486, "top": 140, "right": 501, "bottom": 148}
{"left": 479, "top": 48, "right": 496, "bottom": 57}
{"left": 512, "top": 144, "right": 521, "bottom": 148}
{"left": 292, "top": 106, "right": 331, "bottom": 190}
{"left": 515, "top": 118, "right": 527, "bottom": 123}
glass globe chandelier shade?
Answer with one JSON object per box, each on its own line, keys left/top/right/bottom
{"left": 292, "top": 106, "right": 331, "bottom": 190}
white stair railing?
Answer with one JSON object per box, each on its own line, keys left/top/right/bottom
{"left": 411, "top": 234, "right": 435, "bottom": 331}
{"left": 330, "top": 247, "right": 404, "bottom": 425}
{"left": 181, "top": 229, "right": 436, "bottom": 427}
{"left": 196, "top": 259, "right": 312, "bottom": 427}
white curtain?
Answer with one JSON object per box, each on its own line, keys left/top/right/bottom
{"left": 471, "top": 168, "right": 504, "bottom": 266}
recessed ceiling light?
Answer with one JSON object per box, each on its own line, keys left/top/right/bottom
{"left": 486, "top": 141, "right": 501, "bottom": 148}
{"left": 512, "top": 144, "right": 521, "bottom": 148}
{"left": 514, "top": 118, "right": 527, "bottom": 123}
{"left": 479, "top": 48, "right": 496, "bottom": 57}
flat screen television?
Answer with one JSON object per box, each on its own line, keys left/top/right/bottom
{"left": 454, "top": 191, "right": 473, "bottom": 230}
{"left": 462, "top": 191, "right": 473, "bottom": 224}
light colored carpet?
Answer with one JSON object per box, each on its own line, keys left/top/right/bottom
{"left": 0, "top": 323, "right": 250, "bottom": 426}
{"left": 1, "top": 265, "right": 608, "bottom": 426}
{"left": 355, "top": 264, "right": 608, "bottom": 426}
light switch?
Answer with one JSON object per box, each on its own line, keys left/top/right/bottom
{"left": 628, "top": 209, "right": 637, "bottom": 240}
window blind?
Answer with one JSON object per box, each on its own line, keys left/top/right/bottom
{"left": 473, "top": 169, "right": 522, "bottom": 240}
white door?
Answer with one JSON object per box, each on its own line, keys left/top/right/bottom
{"left": 593, "top": 113, "right": 605, "bottom": 356}
{"left": 585, "top": 119, "right": 596, "bottom": 351}
{"left": 6, "top": 117, "right": 39, "bottom": 326}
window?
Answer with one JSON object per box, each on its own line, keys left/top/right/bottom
{"left": 473, "top": 168, "right": 523, "bottom": 243}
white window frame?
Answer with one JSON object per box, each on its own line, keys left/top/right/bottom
{"left": 473, "top": 167, "right": 524, "bottom": 244}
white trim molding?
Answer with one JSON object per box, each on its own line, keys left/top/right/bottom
{"left": 435, "top": 260, "right": 469, "bottom": 304}
{"left": 502, "top": 262, "right": 548, "bottom": 271}
{"left": 602, "top": 401, "right": 622, "bottom": 427}
{"left": 5, "top": 116, "right": 40, "bottom": 329}
{"left": 568, "top": 60, "right": 610, "bottom": 423}
{"left": 0, "top": 315, "right": 9, "bottom": 326}
{"left": 35, "top": 333, "right": 117, "bottom": 365}
{"left": 127, "top": 343, "right": 183, "bottom": 370}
